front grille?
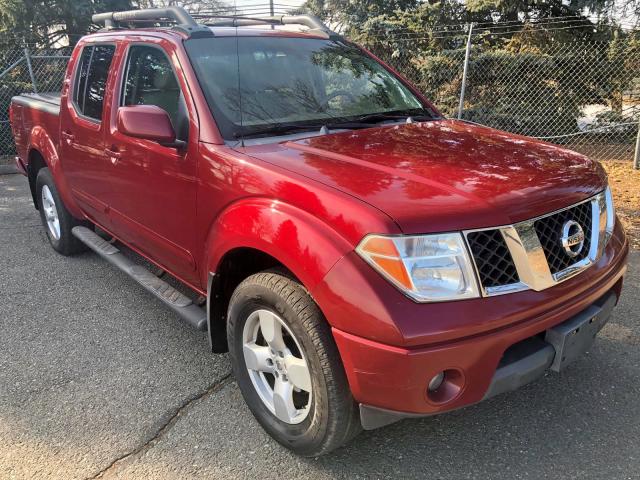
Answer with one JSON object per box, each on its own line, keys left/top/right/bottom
{"left": 466, "top": 229, "right": 520, "bottom": 288}
{"left": 534, "top": 201, "right": 593, "bottom": 275}
{"left": 464, "top": 194, "right": 603, "bottom": 296}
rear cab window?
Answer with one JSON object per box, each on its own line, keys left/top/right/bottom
{"left": 72, "top": 44, "right": 116, "bottom": 121}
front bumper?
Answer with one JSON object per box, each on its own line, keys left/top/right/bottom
{"left": 314, "top": 221, "right": 628, "bottom": 427}
{"left": 356, "top": 291, "right": 617, "bottom": 430}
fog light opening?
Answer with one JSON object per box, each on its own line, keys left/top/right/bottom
{"left": 426, "top": 368, "right": 465, "bottom": 404}
{"left": 428, "top": 371, "right": 445, "bottom": 392}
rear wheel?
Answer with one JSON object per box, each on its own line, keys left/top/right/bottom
{"left": 36, "top": 168, "right": 88, "bottom": 256}
{"left": 227, "top": 271, "right": 361, "bottom": 456}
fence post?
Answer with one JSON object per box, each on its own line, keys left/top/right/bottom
{"left": 457, "top": 23, "right": 473, "bottom": 120}
{"left": 634, "top": 117, "right": 640, "bottom": 170}
{"left": 23, "top": 44, "right": 38, "bottom": 94}
{"left": 269, "top": 0, "right": 275, "bottom": 28}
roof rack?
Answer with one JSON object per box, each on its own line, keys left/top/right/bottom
{"left": 199, "top": 14, "right": 339, "bottom": 39}
{"left": 91, "top": 6, "right": 339, "bottom": 40}
{"left": 92, "top": 6, "right": 212, "bottom": 37}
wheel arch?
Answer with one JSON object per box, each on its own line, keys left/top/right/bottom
{"left": 26, "top": 127, "right": 84, "bottom": 218}
{"left": 207, "top": 247, "right": 298, "bottom": 352}
{"left": 203, "top": 198, "right": 355, "bottom": 352}
{"left": 27, "top": 148, "right": 47, "bottom": 208}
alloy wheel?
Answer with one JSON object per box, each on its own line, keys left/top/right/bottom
{"left": 41, "top": 185, "right": 61, "bottom": 241}
{"left": 242, "top": 309, "right": 313, "bottom": 424}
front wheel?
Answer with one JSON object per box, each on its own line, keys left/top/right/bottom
{"left": 227, "top": 271, "right": 361, "bottom": 456}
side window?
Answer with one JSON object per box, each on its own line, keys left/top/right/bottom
{"left": 73, "top": 47, "right": 92, "bottom": 110}
{"left": 73, "top": 44, "right": 116, "bottom": 121}
{"left": 122, "top": 45, "right": 188, "bottom": 140}
{"left": 84, "top": 45, "right": 116, "bottom": 120}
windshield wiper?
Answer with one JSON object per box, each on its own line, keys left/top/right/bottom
{"left": 235, "top": 123, "right": 324, "bottom": 139}
{"left": 322, "top": 114, "right": 433, "bottom": 131}
{"left": 233, "top": 109, "right": 436, "bottom": 139}
{"left": 236, "top": 121, "right": 373, "bottom": 139}
{"left": 350, "top": 111, "right": 434, "bottom": 124}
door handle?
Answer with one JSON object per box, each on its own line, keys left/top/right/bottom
{"left": 104, "top": 147, "right": 122, "bottom": 161}
{"left": 61, "top": 131, "right": 75, "bottom": 144}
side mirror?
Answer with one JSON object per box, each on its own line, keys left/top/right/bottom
{"left": 117, "top": 105, "right": 184, "bottom": 148}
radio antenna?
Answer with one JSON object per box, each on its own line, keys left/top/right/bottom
{"left": 234, "top": 0, "right": 245, "bottom": 147}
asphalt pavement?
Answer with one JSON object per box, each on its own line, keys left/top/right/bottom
{"left": 1, "top": 172, "right": 639, "bottom": 480}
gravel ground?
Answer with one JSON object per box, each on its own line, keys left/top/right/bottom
{"left": 602, "top": 160, "right": 640, "bottom": 250}
{"left": 1, "top": 172, "right": 639, "bottom": 480}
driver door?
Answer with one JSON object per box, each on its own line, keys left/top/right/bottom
{"left": 104, "top": 41, "right": 199, "bottom": 285}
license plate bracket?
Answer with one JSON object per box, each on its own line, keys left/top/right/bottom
{"left": 545, "top": 294, "right": 616, "bottom": 372}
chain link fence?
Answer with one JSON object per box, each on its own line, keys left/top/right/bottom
{"left": 1, "top": 25, "right": 639, "bottom": 167}
{"left": 363, "top": 25, "right": 640, "bottom": 165}
{"left": 464, "top": 42, "right": 639, "bottom": 162}
{"left": 0, "top": 46, "right": 71, "bottom": 158}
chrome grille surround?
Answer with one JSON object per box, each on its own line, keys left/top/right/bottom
{"left": 464, "top": 190, "right": 612, "bottom": 297}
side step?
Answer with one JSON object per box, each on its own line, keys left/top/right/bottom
{"left": 72, "top": 226, "right": 207, "bottom": 331}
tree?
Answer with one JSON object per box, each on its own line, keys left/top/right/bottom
{"left": 305, "top": 0, "right": 420, "bottom": 33}
{"left": 0, "top": 0, "right": 230, "bottom": 48}
{"left": 305, "top": 0, "right": 624, "bottom": 39}
{"left": 0, "top": 0, "right": 134, "bottom": 47}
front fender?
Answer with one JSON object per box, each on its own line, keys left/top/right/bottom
{"left": 28, "top": 126, "right": 84, "bottom": 219}
{"left": 203, "top": 197, "right": 354, "bottom": 293}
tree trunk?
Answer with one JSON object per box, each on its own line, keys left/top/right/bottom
{"left": 610, "top": 91, "right": 623, "bottom": 116}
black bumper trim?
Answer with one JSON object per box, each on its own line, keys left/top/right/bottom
{"left": 482, "top": 338, "right": 554, "bottom": 401}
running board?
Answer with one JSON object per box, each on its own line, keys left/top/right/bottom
{"left": 72, "top": 226, "right": 207, "bottom": 331}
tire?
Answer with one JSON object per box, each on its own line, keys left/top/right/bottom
{"left": 227, "top": 270, "right": 361, "bottom": 456}
{"left": 35, "top": 168, "right": 88, "bottom": 256}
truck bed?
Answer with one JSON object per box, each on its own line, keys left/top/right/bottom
{"left": 12, "top": 92, "right": 61, "bottom": 115}
{"left": 10, "top": 92, "right": 62, "bottom": 169}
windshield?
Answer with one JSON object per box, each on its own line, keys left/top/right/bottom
{"left": 184, "top": 36, "right": 434, "bottom": 139}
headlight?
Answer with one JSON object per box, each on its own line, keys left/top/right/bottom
{"left": 356, "top": 233, "right": 480, "bottom": 302}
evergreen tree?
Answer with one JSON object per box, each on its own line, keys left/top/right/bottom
{"left": 0, "top": 0, "right": 134, "bottom": 47}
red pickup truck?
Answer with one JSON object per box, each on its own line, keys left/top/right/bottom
{"left": 9, "top": 7, "right": 629, "bottom": 456}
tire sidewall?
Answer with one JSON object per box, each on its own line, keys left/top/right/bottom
{"left": 228, "top": 280, "right": 332, "bottom": 453}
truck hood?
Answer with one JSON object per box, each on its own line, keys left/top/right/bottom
{"left": 243, "top": 119, "right": 607, "bottom": 234}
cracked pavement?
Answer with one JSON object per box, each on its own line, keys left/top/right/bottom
{"left": 1, "top": 172, "right": 639, "bottom": 479}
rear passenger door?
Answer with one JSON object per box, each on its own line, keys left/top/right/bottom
{"left": 60, "top": 43, "right": 116, "bottom": 226}
{"left": 105, "top": 43, "right": 199, "bottom": 285}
